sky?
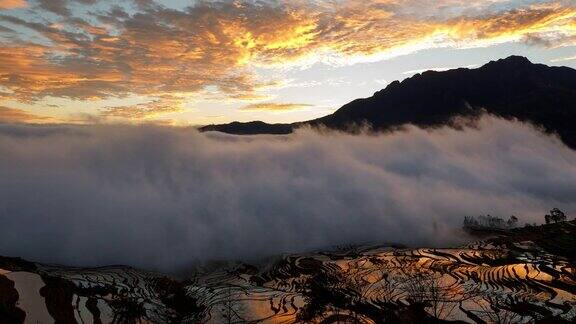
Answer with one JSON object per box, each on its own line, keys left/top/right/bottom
{"left": 0, "top": 0, "right": 575, "bottom": 125}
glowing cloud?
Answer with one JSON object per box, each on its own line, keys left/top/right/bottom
{"left": 100, "top": 99, "right": 183, "bottom": 120}
{"left": 0, "top": 0, "right": 26, "bottom": 9}
{"left": 0, "top": 106, "right": 55, "bottom": 123}
{"left": 241, "top": 102, "right": 313, "bottom": 111}
{"left": 0, "top": 0, "right": 575, "bottom": 121}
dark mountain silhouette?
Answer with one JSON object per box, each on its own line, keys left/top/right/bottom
{"left": 201, "top": 120, "right": 292, "bottom": 135}
{"left": 200, "top": 56, "right": 576, "bottom": 148}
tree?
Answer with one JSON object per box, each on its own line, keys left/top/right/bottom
{"left": 219, "top": 285, "right": 247, "bottom": 323}
{"left": 469, "top": 293, "right": 524, "bottom": 324}
{"left": 464, "top": 215, "right": 519, "bottom": 230}
{"left": 549, "top": 208, "right": 566, "bottom": 223}
{"left": 545, "top": 214, "right": 551, "bottom": 224}
{"left": 506, "top": 215, "right": 518, "bottom": 228}
{"left": 109, "top": 295, "right": 147, "bottom": 324}
{"left": 401, "top": 271, "right": 478, "bottom": 321}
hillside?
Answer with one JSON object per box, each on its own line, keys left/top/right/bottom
{"left": 1, "top": 220, "right": 575, "bottom": 323}
{"left": 201, "top": 56, "right": 576, "bottom": 148}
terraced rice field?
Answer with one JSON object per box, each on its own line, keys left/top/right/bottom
{"left": 1, "top": 221, "right": 575, "bottom": 323}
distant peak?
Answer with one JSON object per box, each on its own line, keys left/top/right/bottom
{"left": 484, "top": 55, "right": 532, "bottom": 67}
{"left": 501, "top": 55, "right": 532, "bottom": 63}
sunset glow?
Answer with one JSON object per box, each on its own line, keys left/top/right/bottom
{"left": 0, "top": 0, "right": 575, "bottom": 125}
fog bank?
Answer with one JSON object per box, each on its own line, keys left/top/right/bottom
{"left": 0, "top": 116, "right": 575, "bottom": 271}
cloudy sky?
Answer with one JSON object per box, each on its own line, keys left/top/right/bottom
{"left": 1, "top": 0, "right": 576, "bottom": 125}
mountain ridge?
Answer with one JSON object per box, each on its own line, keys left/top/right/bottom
{"left": 200, "top": 56, "right": 576, "bottom": 148}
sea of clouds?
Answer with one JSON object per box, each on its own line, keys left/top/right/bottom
{"left": 1, "top": 115, "right": 575, "bottom": 272}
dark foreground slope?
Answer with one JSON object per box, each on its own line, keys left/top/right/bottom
{"left": 201, "top": 56, "right": 576, "bottom": 148}
{"left": 1, "top": 220, "right": 575, "bottom": 323}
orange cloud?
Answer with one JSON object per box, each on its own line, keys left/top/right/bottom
{"left": 297, "top": 1, "right": 576, "bottom": 63}
{"left": 0, "top": 106, "right": 55, "bottom": 123}
{"left": 0, "top": 0, "right": 26, "bottom": 9}
{"left": 100, "top": 99, "right": 183, "bottom": 119}
{"left": 241, "top": 102, "right": 312, "bottom": 112}
{"left": 0, "top": 0, "right": 574, "bottom": 116}
{"left": 445, "top": 3, "right": 576, "bottom": 41}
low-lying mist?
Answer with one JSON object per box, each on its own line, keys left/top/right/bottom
{"left": 1, "top": 115, "right": 575, "bottom": 272}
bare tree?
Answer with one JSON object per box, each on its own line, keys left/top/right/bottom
{"left": 109, "top": 295, "right": 147, "bottom": 324}
{"left": 401, "top": 271, "right": 478, "bottom": 321}
{"left": 468, "top": 294, "right": 525, "bottom": 324}
{"left": 340, "top": 256, "right": 407, "bottom": 306}
{"left": 219, "top": 285, "right": 247, "bottom": 324}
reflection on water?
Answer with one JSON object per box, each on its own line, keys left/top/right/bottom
{"left": 0, "top": 221, "right": 575, "bottom": 323}
{"left": 5, "top": 272, "right": 53, "bottom": 324}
